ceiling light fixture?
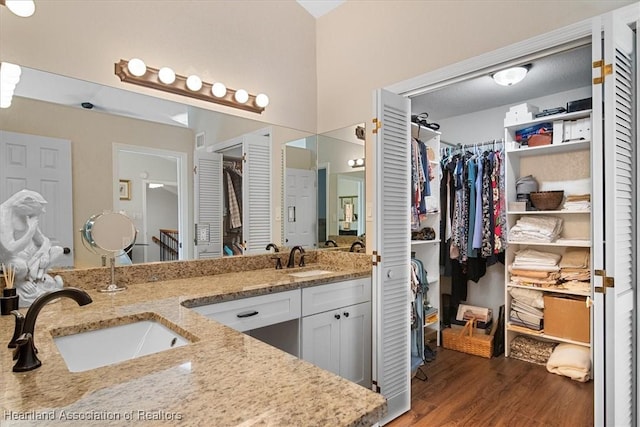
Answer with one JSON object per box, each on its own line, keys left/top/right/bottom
{"left": 0, "top": 0, "right": 35, "bottom": 17}
{"left": 347, "top": 158, "right": 365, "bottom": 168}
{"left": 115, "top": 59, "right": 268, "bottom": 114}
{"left": 492, "top": 65, "right": 530, "bottom": 86}
{"left": 0, "top": 62, "right": 22, "bottom": 108}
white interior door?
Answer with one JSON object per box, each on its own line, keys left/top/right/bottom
{"left": 284, "top": 168, "right": 317, "bottom": 248}
{"left": 592, "top": 11, "right": 637, "bottom": 426}
{"left": 0, "top": 130, "right": 74, "bottom": 267}
{"left": 372, "top": 88, "right": 411, "bottom": 424}
{"left": 194, "top": 150, "right": 223, "bottom": 259}
{"left": 242, "top": 133, "right": 272, "bottom": 254}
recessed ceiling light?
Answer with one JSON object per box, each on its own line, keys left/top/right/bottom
{"left": 492, "top": 65, "right": 530, "bottom": 86}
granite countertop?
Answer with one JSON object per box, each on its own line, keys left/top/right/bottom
{"left": 0, "top": 255, "right": 386, "bottom": 426}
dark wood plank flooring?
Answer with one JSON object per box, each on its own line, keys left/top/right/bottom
{"left": 387, "top": 348, "right": 593, "bottom": 427}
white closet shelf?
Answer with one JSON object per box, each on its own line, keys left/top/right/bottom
{"left": 507, "top": 323, "right": 591, "bottom": 348}
{"left": 411, "top": 121, "right": 441, "bottom": 138}
{"left": 506, "top": 140, "right": 590, "bottom": 157}
{"left": 507, "top": 210, "right": 591, "bottom": 215}
{"left": 504, "top": 109, "right": 592, "bottom": 131}
{"left": 508, "top": 283, "right": 591, "bottom": 297}
{"left": 411, "top": 239, "right": 441, "bottom": 245}
{"left": 507, "top": 239, "right": 591, "bottom": 247}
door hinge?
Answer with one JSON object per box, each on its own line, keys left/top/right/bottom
{"left": 372, "top": 118, "right": 382, "bottom": 134}
{"left": 594, "top": 269, "right": 614, "bottom": 293}
{"left": 592, "top": 60, "right": 613, "bottom": 85}
{"left": 193, "top": 165, "right": 197, "bottom": 174}
{"left": 372, "top": 251, "right": 381, "bottom": 266}
{"left": 371, "top": 380, "right": 381, "bottom": 393}
{"left": 242, "top": 153, "right": 247, "bottom": 163}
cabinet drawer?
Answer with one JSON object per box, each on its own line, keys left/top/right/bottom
{"left": 192, "top": 290, "right": 301, "bottom": 332}
{"left": 302, "top": 277, "right": 371, "bottom": 316}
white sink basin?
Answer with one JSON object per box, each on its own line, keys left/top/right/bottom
{"left": 289, "top": 269, "right": 333, "bottom": 278}
{"left": 53, "top": 319, "right": 191, "bottom": 372}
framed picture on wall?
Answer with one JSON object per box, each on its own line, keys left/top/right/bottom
{"left": 119, "top": 179, "right": 131, "bottom": 200}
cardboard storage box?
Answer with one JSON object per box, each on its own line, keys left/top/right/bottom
{"left": 544, "top": 294, "right": 590, "bottom": 343}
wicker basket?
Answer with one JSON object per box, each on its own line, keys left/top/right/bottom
{"left": 442, "top": 319, "right": 493, "bottom": 358}
{"left": 529, "top": 190, "right": 564, "bottom": 210}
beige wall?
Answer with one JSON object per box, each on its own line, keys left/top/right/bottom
{"left": 316, "top": 0, "right": 635, "bottom": 133}
{"left": 0, "top": 1, "right": 318, "bottom": 132}
{"left": 0, "top": 97, "right": 194, "bottom": 268}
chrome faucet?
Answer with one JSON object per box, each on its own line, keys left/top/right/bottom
{"left": 350, "top": 240, "right": 365, "bottom": 252}
{"left": 9, "top": 287, "right": 92, "bottom": 372}
{"left": 287, "top": 246, "right": 305, "bottom": 268}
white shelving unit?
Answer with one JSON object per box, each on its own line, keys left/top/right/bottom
{"left": 410, "top": 123, "right": 441, "bottom": 349}
{"left": 504, "top": 109, "right": 593, "bottom": 356}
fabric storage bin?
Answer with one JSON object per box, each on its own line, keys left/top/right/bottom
{"left": 442, "top": 319, "right": 493, "bottom": 358}
{"left": 543, "top": 294, "right": 590, "bottom": 343}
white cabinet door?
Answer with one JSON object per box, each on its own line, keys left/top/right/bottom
{"left": 339, "top": 302, "right": 371, "bottom": 386}
{"left": 302, "top": 310, "right": 341, "bottom": 376}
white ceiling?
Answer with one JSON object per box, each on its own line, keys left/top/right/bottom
{"left": 296, "top": 0, "right": 345, "bottom": 18}
{"left": 411, "top": 44, "right": 592, "bottom": 121}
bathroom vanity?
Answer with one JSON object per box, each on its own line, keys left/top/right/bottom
{"left": 0, "top": 251, "right": 385, "bottom": 426}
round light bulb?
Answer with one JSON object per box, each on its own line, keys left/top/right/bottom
{"left": 127, "top": 58, "right": 147, "bottom": 77}
{"left": 0, "top": 62, "right": 22, "bottom": 83}
{"left": 186, "top": 75, "right": 202, "bottom": 91}
{"left": 4, "top": 0, "right": 35, "bottom": 17}
{"left": 347, "top": 159, "right": 355, "bottom": 167}
{"left": 158, "top": 67, "right": 176, "bottom": 84}
{"left": 356, "top": 158, "right": 365, "bottom": 166}
{"left": 255, "top": 93, "right": 269, "bottom": 108}
{"left": 234, "top": 89, "right": 249, "bottom": 104}
{"left": 211, "top": 82, "right": 227, "bottom": 98}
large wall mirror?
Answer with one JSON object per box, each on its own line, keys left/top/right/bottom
{"left": 0, "top": 65, "right": 364, "bottom": 267}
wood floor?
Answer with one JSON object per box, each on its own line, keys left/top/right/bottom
{"left": 387, "top": 348, "right": 593, "bottom": 427}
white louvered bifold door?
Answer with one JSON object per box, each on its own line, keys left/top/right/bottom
{"left": 194, "top": 150, "right": 223, "bottom": 259}
{"left": 592, "top": 11, "right": 637, "bottom": 427}
{"left": 242, "top": 133, "right": 272, "bottom": 254}
{"left": 372, "top": 88, "right": 411, "bottom": 424}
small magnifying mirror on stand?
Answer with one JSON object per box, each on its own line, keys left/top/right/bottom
{"left": 81, "top": 212, "right": 137, "bottom": 292}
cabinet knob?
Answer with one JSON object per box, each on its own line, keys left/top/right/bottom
{"left": 343, "top": 312, "right": 349, "bottom": 318}
{"left": 334, "top": 314, "right": 341, "bottom": 320}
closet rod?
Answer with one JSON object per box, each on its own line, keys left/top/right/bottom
{"left": 450, "top": 138, "right": 505, "bottom": 149}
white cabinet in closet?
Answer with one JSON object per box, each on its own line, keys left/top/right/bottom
{"left": 410, "top": 123, "right": 441, "bottom": 347}
{"left": 503, "top": 110, "right": 593, "bottom": 356}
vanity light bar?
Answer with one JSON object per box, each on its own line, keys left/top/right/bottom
{"left": 114, "top": 59, "right": 268, "bottom": 114}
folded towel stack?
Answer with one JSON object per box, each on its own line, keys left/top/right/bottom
{"left": 546, "top": 343, "right": 591, "bottom": 382}
{"left": 559, "top": 248, "right": 590, "bottom": 292}
{"left": 508, "top": 216, "right": 563, "bottom": 242}
{"left": 509, "top": 248, "right": 562, "bottom": 288}
{"left": 508, "top": 287, "right": 544, "bottom": 331}
{"left": 562, "top": 194, "right": 590, "bottom": 211}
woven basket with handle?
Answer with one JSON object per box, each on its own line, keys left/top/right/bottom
{"left": 442, "top": 318, "right": 493, "bottom": 358}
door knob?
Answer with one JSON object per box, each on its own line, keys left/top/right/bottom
{"left": 63, "top": 247, "right": 71, "bottom": 255}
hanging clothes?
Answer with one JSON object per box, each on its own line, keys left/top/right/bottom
{"left": 223, "top": 166, "right": 243, "bottom": 229}
{"left": 411, "top": 137, "right": 436, "bottom": 229}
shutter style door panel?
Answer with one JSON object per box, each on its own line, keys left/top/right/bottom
{"left": 194, "top": 151, "right": 223, "bottom": 259}
{"left": 243, "top": 134, "right": 271, "bottom": 254}
{"left": 373, "top": 88, "right": 411, "bottom": 424}
{"left": 593, "top": 12, "right": 637, "bottom": 426}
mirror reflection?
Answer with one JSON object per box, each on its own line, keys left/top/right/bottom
{"left": 0, "top": 65, "right": 365, "bottom": 267}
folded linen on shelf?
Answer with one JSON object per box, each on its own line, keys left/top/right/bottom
{"left": 546, "top": 343, "right": 591, "bottom": 382}
{"left": 508, "top": 287, "right": 545, "bottom": 309}
{"left": 508, "top": 216, "right": 563, "bottom": 242}
{"left": 560, "top": 248, "right": 590, "bottom": 269}
{"left": 514, "top": 248, "right": 562, "bottom": 264}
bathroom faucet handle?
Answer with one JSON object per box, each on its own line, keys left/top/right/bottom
{"left": 299, "top": 254, "right": 306, "bottom": 267}
{"left": 8, "top": 310, "right": 24, "bottom": 349}
{"left": 271, "top": 256, "right": 283, "bottom": 270}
